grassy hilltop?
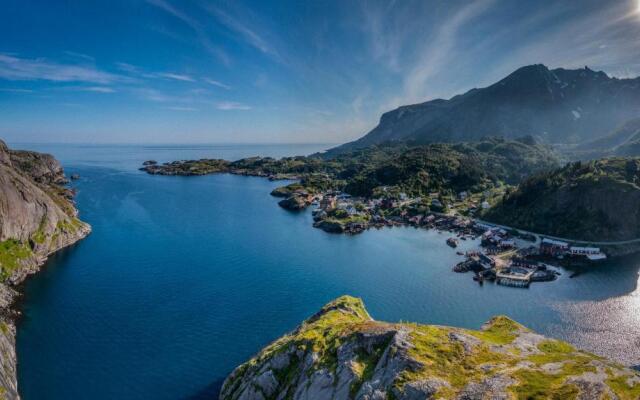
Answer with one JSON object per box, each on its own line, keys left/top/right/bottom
{"left": 220, "top": 296, "right": 640, "bottom": 400}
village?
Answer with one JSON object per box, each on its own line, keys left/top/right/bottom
{"left": 282, "top": 186, "right": 608, "bottom": 289}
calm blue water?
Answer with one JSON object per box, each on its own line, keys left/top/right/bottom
{"left": 13, "top": 144, "right": 640, "bottom": 400}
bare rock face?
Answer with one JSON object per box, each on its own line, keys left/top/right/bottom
{"left": 8, "top": 149, "right": 67, "bottom": 185}
{"left": 219, "top": 296, "right": 640, "bottom": 400}
{"left": 0, "top": 140, "right": 91, "bottom": 399}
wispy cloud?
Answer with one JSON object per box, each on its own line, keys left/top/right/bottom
{"left": 402, "top": 0, "right": 497, "bottom": 103}
{"left": 82, "top": 86, "right": 116, "bottom": 93}
{"left": 134, "top": 88, "right": 178, "bottom": 103}
{"left": 63, "top": 51, "right": 96, "bottom": 62}
{"left": 203, "top": 5, "right": 281, "bottom": 62}
{"left": 165, "top": 106, "right": 197, "bottom": 111}
{"left": 204, "top": 78, "right": 231, "bottom": 90}
{"left": 157, "top": 72, "right": 194, "bottom": 82}
{"left": 0, "top": 54, "right": 121, "bottom": 84}
{"left": 215, "top": 101, "right": 251, "bottom": 110}
{"left": 145, "top": 0, "right": 231, "bottom": 65}
{"left": 0, "top": 88, "right": 33, "bottom": 93}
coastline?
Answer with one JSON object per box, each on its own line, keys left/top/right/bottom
{"left": 0, "top": 222, "right": 91, "bottom": 400}
{"left": 140, "top": 162, "right": 616, "bottom": 294}
{"left": 0, "top": 141, "right": 91, "bottom": 399}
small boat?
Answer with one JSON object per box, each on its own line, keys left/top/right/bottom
{"left": 456, "top": 251, "right": 464, "bottom": 256}
{"left": 446, "top": 237, "right": 459, "bottom": 248}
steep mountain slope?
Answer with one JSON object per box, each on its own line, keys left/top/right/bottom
{"left": 568, "top": 118, "right": 640, "bottom": 160}
{"left": 0, "top": 140, "right": 91, "bottom": 399}
{"left": 219, "top": 296, "right": 640, "bottom": 400}
{"left": 332, "top": 64, "right": 640, "bottom": 154}
{"left": 483, "top": 158, "right": 640, "bottom": 242}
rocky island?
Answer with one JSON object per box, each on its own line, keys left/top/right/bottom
{"left": 0, "top": 140, "right": 90, "bottom": 399}
{"left": 220, "top": 296, "right": 640, "bottom": 400}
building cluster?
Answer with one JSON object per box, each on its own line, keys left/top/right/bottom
{"left": 453, "top": 223, "right": 607, "bottom": 288}
{"left": 539, "top": 238, "right": 607, "bottom": 261}
{"left": 299, "top": 187, "right": 609, "bottom": 289}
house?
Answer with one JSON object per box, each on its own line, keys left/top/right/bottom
{"left": 319, "top": 196, "right": 336, "bottom": 211}
{"left": 511, "top": 258, "right": 538, "bottom": 269}
{"left": 475, "top": 223, "right": 494, "bottom": 232}
{"left": 540, "top": 238, "right": 569, "bottom": 256}
{"left": 481, "top": 201, "right": 490, "bottom": 209}
{"left": 478, "top": 253, "right": 495, "bottom": 268}
{"left": 499, "top": 239, "right": 515, "bottom": 249}
{"left": 458, "top": 191, "right": 468, "bottom": 201}
{"left": 569, "top": 246, "right": 607, "bottom": 261}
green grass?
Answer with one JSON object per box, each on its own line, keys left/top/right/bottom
{"left": 56, "top": 217, "right": 83, "bottom": 234}
{"left": 510, "top": 369, "right": 580, "bottom": 400}
{"left": 31, "top": 216, "right": 48, "bottom": 245}
{"left": 606, "top": 373, "right": 640, "bottom": 400}
{"left": 0, "top": 239, "right": 34, "bottom": 279}
{"left": 349, "top": 338, "right": 390, "bottom": 397}
{"left": 469, "top": 315, "right": 523, "bottom": 345}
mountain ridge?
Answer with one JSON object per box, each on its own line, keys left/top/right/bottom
{"left": 330, "top": 64, "right": 640, "bottom": 155}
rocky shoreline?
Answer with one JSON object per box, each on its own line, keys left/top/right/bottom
{"left": 0, "top": 141, "right": 91, "bottom": 399}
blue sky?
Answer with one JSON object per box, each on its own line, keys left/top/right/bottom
{"left": 1, "top": 0, "right": 640, "bottom": 144}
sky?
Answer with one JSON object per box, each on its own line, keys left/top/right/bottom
{"left": 1, "top": 0, "right": 640, "bottom": 144}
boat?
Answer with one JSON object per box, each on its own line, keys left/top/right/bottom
{"left": 446, "top": 237, "right": 459, "bottom": 248}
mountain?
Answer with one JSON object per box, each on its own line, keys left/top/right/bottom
{"left": 219, "top": 296, "right": 640, "bottom": 400}
{"left": 566, "top": 118, "right": 640, "bottom": 160}
{"left": 331, "top": 64, "right": 640, "bottom": 154}
{"left": 0, "top": 140, "right": 91, "bottom": 399}
{"left": 483, "top": 157, "right": 640, "bottom": 244}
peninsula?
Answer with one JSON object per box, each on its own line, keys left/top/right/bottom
{"left": 0, "top": 140, "right": 90, "bottom": 399}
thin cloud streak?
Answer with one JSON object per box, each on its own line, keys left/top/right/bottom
{"left": 165, "top": 106, "right": 198, "bottom": 111}
{"left": 157, "top": 72, "right": 195, "bottom": 82}
{"left": 215, "top": 101, "right": 251, "bottom": 110}
{"left": 0, "top": 54, "right": 122, "bottom": 84}
{"left": 204, "top": 78, "right": 231, "bottom": 90}
{"left": 145, "top": 0, "right": 231, "bottom": 66}
{"left": 203, "top": 5, "right": 282, "bottom": 63}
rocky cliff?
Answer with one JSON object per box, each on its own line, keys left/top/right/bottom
{"left": 0, "top": 140, "right": 91, "bottom": 399}
{"left": 220, "top": 296, "right": 640, "bottom": 400}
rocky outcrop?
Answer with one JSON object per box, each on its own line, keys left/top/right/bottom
{"left": 0, "top": 140, "right": 91, "bottom": 399}
{"left": 220, "top": 296, "right": 640, "bottom": 400}
{"left": 277, "top": 195, "right": 309, "bottom": 211}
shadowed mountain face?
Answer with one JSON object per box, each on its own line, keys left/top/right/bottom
{"left": 332, "top": 64, "right": 640, "bottom": 154}
{"left": 483, "top": 157, "right": 640, "bottom": 243}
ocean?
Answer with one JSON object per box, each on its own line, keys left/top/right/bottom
{"left": 11, "top": 143, "right": 640, "bottom": 399}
